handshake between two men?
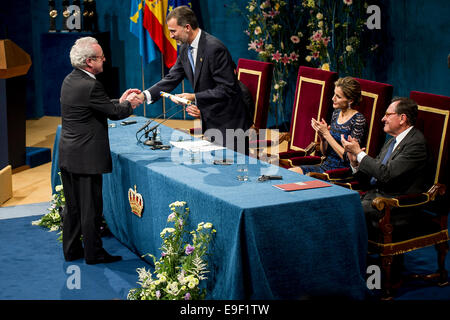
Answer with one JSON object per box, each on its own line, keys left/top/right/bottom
{"left": 124, "top": 90, "right": 201, "bottom": 118}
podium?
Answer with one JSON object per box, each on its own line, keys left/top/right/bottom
{"left": 0, "top": 39, "right": 32, "bottom": 204}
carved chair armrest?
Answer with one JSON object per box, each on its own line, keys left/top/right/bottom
{"left": 278, "top": 132, "right": 291, "bottom": 144}
{"left": 307, "top": 172, "right": 329, "bottom": 181}
{"left": 289, "top": 155, "right": 322, "bottom": 166}
{"left": 371, "top": 183, "right": 447, "bottom": 230}
{"left": 372, "top": 184, "right": 446, "bottom": 212}
{"left": 278, "top": 150, "right": 307, "bottom": 159}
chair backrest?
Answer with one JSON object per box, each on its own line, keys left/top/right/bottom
{"left": 410, "top": 91, "right": 450, "bottom": 185}
{"left": 237, "top": 58, "right": 274, "bottom": 130}
{"left": 354, "top": 78, "right": 393, "bottom": 158}
{"left": 288, "top": 66, "right": 337, "bottom": 151}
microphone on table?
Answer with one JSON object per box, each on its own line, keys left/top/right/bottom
{"left": 136, "top": 119, "right": 152, "bottom": 134}
{"left": 143, "top": 107, "right": 185, "bottom": 147}
{"left": 135, "top": 104, "right": 181, "bottom": 142}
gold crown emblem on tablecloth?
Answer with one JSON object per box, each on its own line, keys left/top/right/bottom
{"left": 128, "top": 185, "right": 143, "bottom": 217}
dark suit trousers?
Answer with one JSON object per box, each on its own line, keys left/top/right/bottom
{"left": 60, "top": 169, "right": 104, "bottom": 261}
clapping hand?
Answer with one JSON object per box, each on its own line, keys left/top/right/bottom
{"left": 341, "top": 134, "right": 364, "bottom": 167}
{"left": 311, "top": 118, "right": 330, "bottom": 139}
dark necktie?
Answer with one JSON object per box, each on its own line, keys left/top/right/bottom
{"left": 187, "top": 46, "right": 195, "bottom": 75}
{"left": 370, "top": 138, "right": 396, "bottom": 185}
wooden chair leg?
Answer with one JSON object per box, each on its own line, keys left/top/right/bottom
{"left": 381, "top": 255, "right": 394, "bottom": 299}
{"left": 436, "top": 242, "right": 449, "bottom": 286}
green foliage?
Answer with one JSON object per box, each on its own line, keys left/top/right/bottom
{"left": 127, "top": 201, "right": 216, "bottom": 300}
{"left": 227, "top": 0, "right": 377, "bottom": 127}
{"left": 32, "top": 173, "right": 64, "bottom": 242}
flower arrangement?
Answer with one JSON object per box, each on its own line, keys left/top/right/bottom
{"left": 227, "top": 0, "right": 377, "bottom": 127}
{"left": 240, "top": 0, "right": 307, "bottom": 127}
{"left": 32, "top": 173, "right": 65, "bottom": 242}
{"left": 303, "top": 0, "right": 377, "bottom": 76}
{"left": 127, "top": 201, "right": 216, "bottom": 300}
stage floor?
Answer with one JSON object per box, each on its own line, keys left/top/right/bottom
{"left": 1, "top": 116, "right": 198, "bottom": 207}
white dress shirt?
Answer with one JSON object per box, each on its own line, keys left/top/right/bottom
{"left": 351, "top": 126, "right": 414, "bottom": 172}
{"left": 143, "top": 30, "right": 202, "bottom": 104}
{"left": 79, "top": 68, "right": 96, "bottom": 79}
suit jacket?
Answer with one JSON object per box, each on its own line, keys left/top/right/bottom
{"left": 59, "top": 69, "right": 133, "bottom": 174}
{"left": 147, "top": 31, "right": 252, "bottom": 141}
{"left": 355, "top": 127, "right": 434, "bottom": 196}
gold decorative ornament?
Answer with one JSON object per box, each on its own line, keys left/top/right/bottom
{"left": 63, "top": 10, "right": 70, "bottom": 18}
{"left": 49, "top": 10, "right": 58, "bottom": 18}
{"left": 128, "top": 185, "right": 144, "bottom": 217}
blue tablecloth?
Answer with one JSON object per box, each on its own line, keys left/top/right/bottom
{"left": 52, "top": 116, "right": 369, "bottom": 299}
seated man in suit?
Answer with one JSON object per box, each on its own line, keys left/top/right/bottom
{"left": 136, "top": 6, "right": 252, "bottom": 152}
{"left": 341, "top": 97, "right": 434, "bottom": 228}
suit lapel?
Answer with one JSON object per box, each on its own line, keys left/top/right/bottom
{"left": 193, "top": 32, "right": 206, "bottom": 89}
{"left": 389, "top": 127, "right": 416, "bottom": 160}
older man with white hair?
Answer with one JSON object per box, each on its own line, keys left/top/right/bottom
{"left": 58, "top": 37, "right": 141, "bottom": 264}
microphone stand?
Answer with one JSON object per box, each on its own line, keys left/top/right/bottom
{"left": 143, "top": 107, "right": 185, "bottom": 146}
{"left": 136, "top": 104, "right": 180, "bottom": 143}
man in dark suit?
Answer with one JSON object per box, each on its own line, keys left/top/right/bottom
{"left": 341, "top": 97, "right": 434, "bottom": 225}
{"left": 137, "top": 6, "right": 252, "bottom": 151}
{"left": 59, "top": 37, "right": 142, "bottom": 264}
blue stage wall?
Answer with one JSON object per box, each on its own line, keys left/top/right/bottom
{"left": 1, "top": 0, "right": 449, "bottom": 123}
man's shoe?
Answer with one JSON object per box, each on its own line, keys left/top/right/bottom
{"left": 85, "top": 253, "right": 122, "bottom": 265}
{"left": 64, "top": 250, "right": 84, "bottom": 262}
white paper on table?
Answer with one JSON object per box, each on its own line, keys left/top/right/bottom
{"left": 170, "top": 139, "right": 226, "bottom": 152}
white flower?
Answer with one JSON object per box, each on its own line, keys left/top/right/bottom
{"left": 169, "top": 201, "right": 186, "bottom": 208}
{"left": 166, "top": 282, "right": 179, "bottom": 295}
{"left": 55, "top": 185, "right": 63, "bottom": 192}
{"left": 346, "top": 45, "right": 353, "bottom": 52}
{"left": 160, "top": 227, "right": 176, "bottom": 237}
{"left": 272, "top": 93, "right": 279, "bottom": 102}
{"left": 203, "top": 222, "right": 212, "bottom": 229}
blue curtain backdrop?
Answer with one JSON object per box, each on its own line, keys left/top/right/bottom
{"left": 1, "top": 0, "right": 449, "bottom": 124}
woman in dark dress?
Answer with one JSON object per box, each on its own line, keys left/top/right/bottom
{"left": 290, "top": 77, "right": 366, "bottom": 174}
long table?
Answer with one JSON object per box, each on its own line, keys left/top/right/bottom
{"left": 53, "top": 116, "right": 369, "bottom": 299}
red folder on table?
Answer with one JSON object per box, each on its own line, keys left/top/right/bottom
{"left": 273, "top": 180, "right": 332, "bottom": 191}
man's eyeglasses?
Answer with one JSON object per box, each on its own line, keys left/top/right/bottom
{"left": 384, "top": 112, "right": 398, "bottom": 117}
{"left": 90, "top": 54, "right": 105, "bottom": 60}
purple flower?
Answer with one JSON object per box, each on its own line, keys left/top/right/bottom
{"left": 184, "top": 292, "right": 191, "bottom": 300}
{"left": 185, "top": 244, "right": 195, "bottom": 255}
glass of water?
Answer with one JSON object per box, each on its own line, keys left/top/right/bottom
{"left": 190, "top": 148, "right": 201, "bottom": 164}
{"left": 236, "top": 164, "right": 249, "bottom": 181}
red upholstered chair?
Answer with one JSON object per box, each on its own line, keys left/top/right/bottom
{"left": 307, "top": 79, "right": 393, "bottom": 186}
{"left": 236, "top": 59, "right": 274, "bottom": 155}
{"left": 189, "top": 59, "right": 273, "bottom": 141}
{"left": 237, "top": 58, "right": 274, "bottom": 132}
{"left": 366, "top": 91, "right": 450, "bottom": 299}
{"left": 278, "top": 66, "right": 338, "bottom": 168}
